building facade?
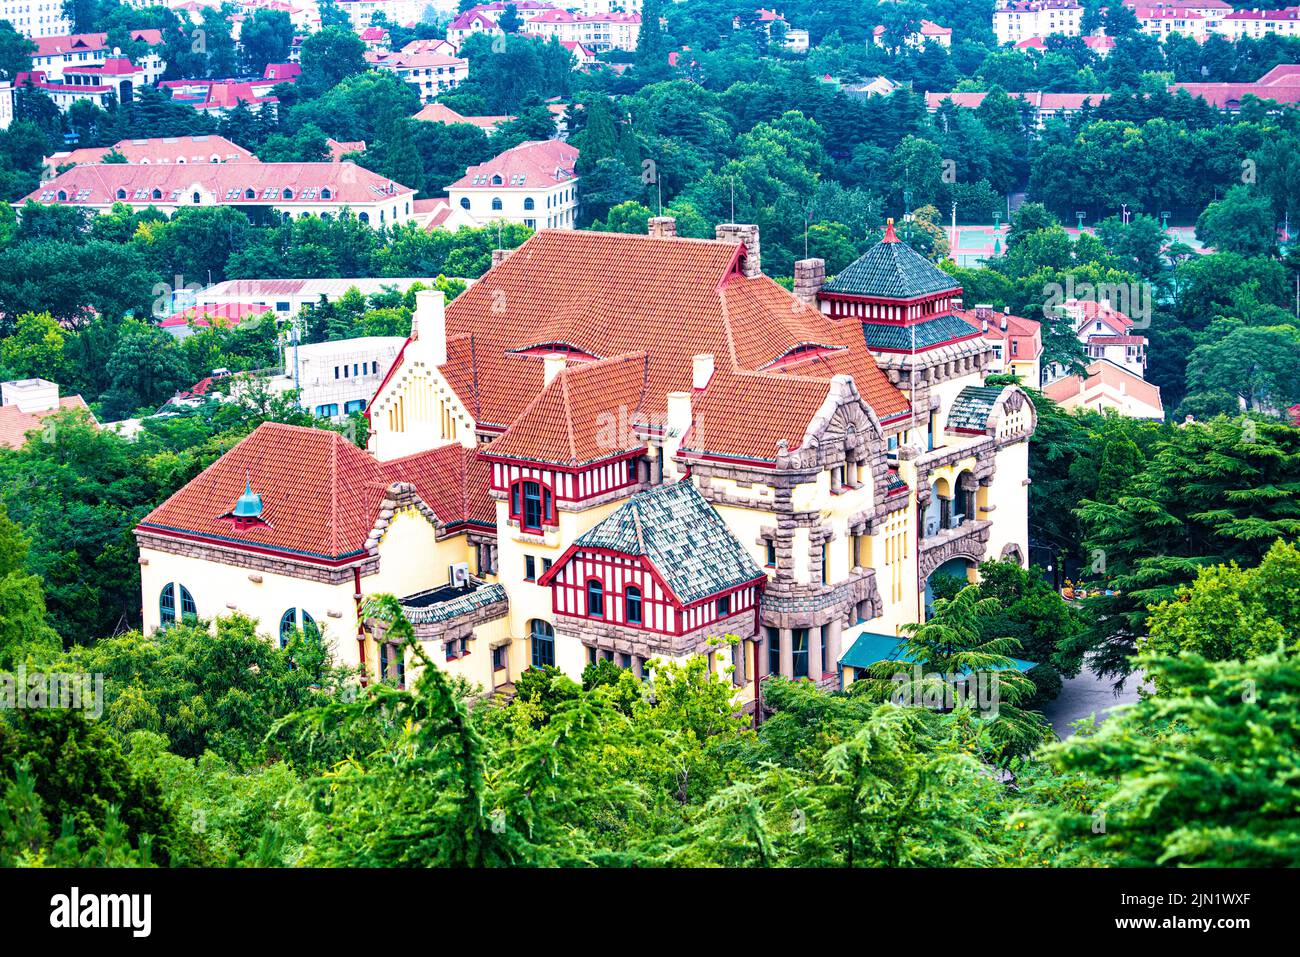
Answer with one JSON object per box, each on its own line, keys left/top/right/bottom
{"left": 445, "top": 139, "right": 578, "bottom": 230}
{"left": 993, "top": 0, "right": 1083, "bottom": 45}
{"left": 136, "top": 220, "right": 1035, "bottom": 703}
{"left": 22, "top": 162, "right": 417, "bottom": 226}
{"left": 0, "top": 0, "right": 73, "bottom": 37}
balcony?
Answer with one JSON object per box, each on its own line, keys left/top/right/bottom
{"left": 367, "top": 578, "right": 509, "bottom": 642}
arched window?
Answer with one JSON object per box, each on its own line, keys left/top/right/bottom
{"left": 191, "top": 191, "right": 201, "bottom": 204}
{"left": 625, "top": 585, "right": 642, "bottom": 626}
{"left": 151, "top": 188, "right": 162, "bottom": 200}
{"left": 523, "top": 197, "right": 534, "bottom": 211}
{"left": 530, "top": 619, "right": 555, "bottom": 668}
{"left": 279, "top": 608, "right": 318, "bottom": 648}
{"left": 56, "top": 190, "right": 67, "bottom": 201}
{"left": 459, "top": 197, "right": 470, "bottom": 210}
{"left": 358, "top": 211, "right": 369, "bottom": 223}
{"left": 116, "top": 188, "right": 126, "bottom": 199}
{"left": 491, "top": 197, "right": 503, "bottom": 211}
{"left": 586, "top": 579, "right": 604, "bottom": 618}
{"left": 159, "top": 583, "right": 197, "bottom": 627}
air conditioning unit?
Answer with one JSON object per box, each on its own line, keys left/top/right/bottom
{"left": 925, "top": 520, "right": 940, "bottom": 537}
{"left": 449, "top": 562, "right": 470, "bottom": 588}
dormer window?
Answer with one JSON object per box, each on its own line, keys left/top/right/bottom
{"left": 282, "top": 188, "right": 293, "bottom": 199}
{"left": 491, "top": 174, "right": 502, "bottom": 185}
{"left": 117, "top": 188, "right": 126, "bottom": 199}
{"left": 510, "top": 478, "right": 554, "bottom": 532}
{"left": 321, "top": 188, "right": 332, "bottom": 199}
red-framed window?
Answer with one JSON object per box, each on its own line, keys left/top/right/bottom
{"left": 509, "top": 478, "right": 555, "bottom": 531}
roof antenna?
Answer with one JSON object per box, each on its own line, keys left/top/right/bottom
{"left": 657, "top": 176, "right": 662, "bottom": 215}
{"left": 729, "top": 176, "right": 735, "bottom": 223}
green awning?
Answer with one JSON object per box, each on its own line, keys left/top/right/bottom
{"left": 840, "top": 630, "right": 1036, "bottom": 673}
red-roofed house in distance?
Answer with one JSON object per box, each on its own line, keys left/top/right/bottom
{"left": 374, "top": 49, "right": 469, "bottom": 102}
{"left": 1043, "top": 359, "right": 1164, "bottom": 420}
{"left": 18, "top": 53, "right": 150, "bottom": 113}
{"left": 29, "top": 31, "right": 166, "bottom": 82}
{"left": 414, "top": 101, "right": 517, "bottom": 133}
{"left": 43, "top": 135, "right": 255, "bottom": 180}
{"left": 1045, "top": 297, "right": 1149, "bottom": 382}
{"left": 158, "top": 77, "right": 284, "bottom": 116}
{"left": 1216, "top": 6, "right": 1300, "bottom": 40}
{"left": 523, "top": 10, "right": 642, "bottom": 52}
{"left": 446, "top": 139, "right": 578, "bottom": 229}
{"left": 23, "top": 161, "right": 418, "bottom": 227}
{"left": 959, "top": 303, "right": 1043, "bottom": 385}
{"left": 0, "top": 378, "right": 94, "bottom": 450}
{"left": 159, "top": 302, "right": 273, "bottom": 339}
{"left": 873, "top": 18, "right": 952, "bottom": 49}
{"left": 1171, "top": 62, "right": 1300, "bottom": 112}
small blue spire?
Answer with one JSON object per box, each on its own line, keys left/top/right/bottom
{"left": 232, "top": 475, "right": 263, "bottom": 519}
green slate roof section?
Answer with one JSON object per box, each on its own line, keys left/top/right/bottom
{"left": 840, "top": 631, "right": 1035, "bottom": 673}
{"left": 946, "top": 385, "right": 1005, "bottom": 433}
{"left": 823, "top": 235, "right": 960, "bottom": 299}
{"left": 573, "top": 480, "right": 763, "bottom": 606}
{"left": 381, "top": 583, "right": 508, "bottom": 625}
{"left": 862, "top": 313, "right": 979, "bottom": 351}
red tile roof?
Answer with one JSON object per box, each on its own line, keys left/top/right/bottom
{"left": 485, "top": 353, "right": 650, "bottom": 465}
{"left": 31, "top": 30, "right": 162, "bottom": 58}
{"left": 433, "top": 229, "right": 908, "bottom": 462}
{"left": 137, "top": 423, "right": 491, "bottom": 563}
{"left": 0, "top": 396, "right": 92, "bottom": 449}
{"left": 413, "top": 102, "right": 516, "bottom": 129}
{"left": 24, "top": 161, "right": 414, "bottom": 208}
{"left": 448, "top": 139, "right": 577, "bottom": 190}
{"left": 46, "top": 135, "right": 253, "bottom": 170}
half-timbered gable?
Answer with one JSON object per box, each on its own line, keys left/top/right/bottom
{"left": 538, "top": 481, "right": 765, "bottom": 660}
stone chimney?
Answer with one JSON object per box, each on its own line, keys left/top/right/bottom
{"left": 413, "top": 290, "right": 447, "bottom": 365}
{"left": 692, "top": 353, "right": 714, "bottom": 390}
{"left": 543, "top": 353, "right": 566, "bottom": 387}
{"left": 648, "top": 215, "right": 677, "bottom": 238}
{"left": 975, "top": 303, "right": 993, "bottom": 322}
{"left": 715, "top": 223, "right": 761, "bottom": 278}
{"left": 491, "top": 247, "right": 513, "bottom": 269}
{"left": 1000, "top": 308, "right": 1009, "bottom": 332}
{"left": 793, "top": 258, "right": 825, "bottom": 304}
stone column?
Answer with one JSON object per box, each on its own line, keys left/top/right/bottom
{"left": 733, "top": 641, "right": 747, "bottom": 686}
{"left": 827, "top": 619, "right": 843, "bottom": 677}
{"left": 757, "top": 630, "right": 770, "bottom": 677}
{"left": 779, "top": 627, "right": 793, "bottom": 678}
{"left": 808, "top": 625, "right": 823, "bottom": 681}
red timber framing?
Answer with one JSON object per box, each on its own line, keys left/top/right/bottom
{"left": 818, "top": 290, "right": 960, "bottom": 322}
{"left": 487, "top": 453, "right": 641, "bottom": 516}
{"left": 539, "top": 546, "right": 764, "bottom": 638}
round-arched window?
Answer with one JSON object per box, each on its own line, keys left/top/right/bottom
{"left": 159, "top": 582, "right": 197, "bottom": 627}
{"left": 529, "top": 619, "right": 555, "bottom": 669}
{"left": 278, "top": 607, "right": 319, "bottom": 648}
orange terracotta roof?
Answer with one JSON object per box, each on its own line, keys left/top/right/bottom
{"left": 485, "top": 353, "right": 649, "bottom": 465}
{"left": 1042, "top": 360, "right": 1163, "bottom": 414}
{"left": 434, "top": 230, "right": 909, "bottom": 462}
{"left": 137, "top": 423, "right": 491, "bottom": 563}
{"left": 0, "top": 396, "right": 92, "bottom": 450}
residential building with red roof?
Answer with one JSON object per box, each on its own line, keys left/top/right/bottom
{"left": 22, "top": 162, "right": 417, "bottom": 227}
{"left": 17, "top": 41, "right": 163, "bottom": 113}
{"left": 136, "top": 219, "right": 1036, "bottom": 700}
{"left": 158, "top": 77, "right": 283, "bottom": 115}
{"left": 873, "top": 18, "right": 953, "bottom": 49}
{"left": 1171, "top": 62, "right": 1300, "bottom": 111}
{"left": 446, "top": 139, "right": 578, "bottom": 230}
{"left": 333, "top": 0, "right": 427, "bottom": 31}
{"left": 1045, "top": 297, "right": 1150, "bottom": 382}
{"left": 447, "top": 10, "right": 503, "bottom": 45}
{"left": 959, "top": 304, "right": 1043, "bottom": 386}
{"left": 1216, "top": 6, "right": 1300, "bottom": 40}
{"left": 374, "top": 50, "right": 469, "bottom": 103}
{"left": 413, "top": 101, "right": 517, "bottom": 133}
{"left": 1043, "top": 359, "right": 1165, "bottom": 420}
{"left": 994, "top": 0, "right": 1084, "bottom": 45}
{"left": 28, "top": 30, "right": 165, "bottom": 82}
{"left": 925, "top": 89, "right": 1110, "bottom": 127}
{"left": 43, "top": 135, "right": 255, "bottom": 180}
{"left": 522, "top": 10, "right": 641, "bottom": 52}
{"left": 0, "top": 379, "right": 93, "bottom": 449}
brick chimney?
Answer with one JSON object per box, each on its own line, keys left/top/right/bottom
{"left": 491, "top": 247, "right": 513, "bottom": 269}
{"left": 793, "top": 258, "right": 825, "bottom": 304}
{"left": 975, "top": 303, "right": 993, "bottom": 322}
{"left": 648, "top": 215, "right": 677, "bottom": 238}
{"left": 715, "top": 223, "right": 761, "bottom": 278}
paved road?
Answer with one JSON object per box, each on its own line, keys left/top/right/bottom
{"left": 1042, "top": 664, "right": 1148, "bottom": 739}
